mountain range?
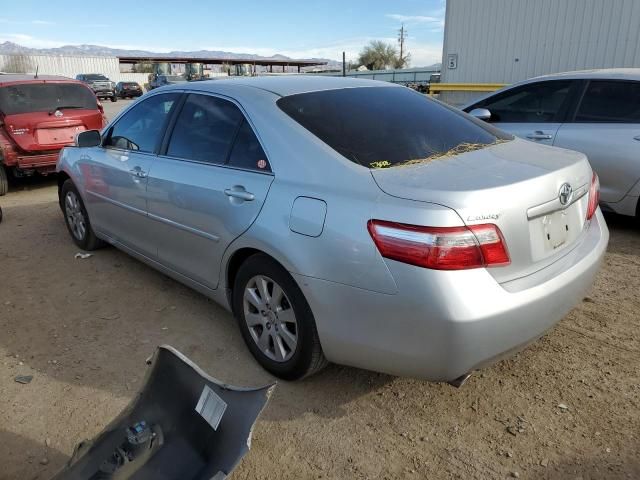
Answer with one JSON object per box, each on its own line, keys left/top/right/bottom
{"left": 0, "top": 41, "right": 341, "bottom": 67}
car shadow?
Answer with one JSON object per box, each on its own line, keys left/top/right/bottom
{"left": 0, "top": 196, "right": 395, "bottom": 428}
{"left": 547, "top": 456, "right": 640, "bottom": 479}
{"left": 0, "top": 430, "right": 68, "bottom": 480}
{"left": 602, "top": 211, "right": 640, "bottom": 256}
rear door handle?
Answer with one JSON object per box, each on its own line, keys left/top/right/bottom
{"left": 224, "top": 187, "right": 255, "bottom": 202}
{"left": 129, "top": 166, "right": 148, "bottom": 178}
{"left": 526, "top": 131, "right": 553, "bottom": 140}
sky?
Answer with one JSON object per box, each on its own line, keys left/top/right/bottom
{"left": 0, "top": 0, "right": 446, "bottom": 66}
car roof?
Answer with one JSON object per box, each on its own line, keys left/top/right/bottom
{"left": 525, "top": 68, "right": 640, "bottom": 83}
{"left": 0, "top": 74, "right": 80, "bottom": 86}
{"left": 180, "top": 75, "right": 401, "bottom": 97}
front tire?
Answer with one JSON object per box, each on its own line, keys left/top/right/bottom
{"left": 233, "top": 254, "right": 327, "bottom": 380}
{"left": 0, "top": 164, "right": 8, "bottom": 196}
{"left": 61, "top": 180, "right": 105, "bottom": 250}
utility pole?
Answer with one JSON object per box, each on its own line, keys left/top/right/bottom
{"left": 342, "top": 51, "right": 346, "bottom": 76}
{"left": 398, "top": 23, "right": 407, "bottom": 67}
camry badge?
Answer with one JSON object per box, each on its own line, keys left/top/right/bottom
{"left": 559, "top": 183, "right": 573, "bottom": 206}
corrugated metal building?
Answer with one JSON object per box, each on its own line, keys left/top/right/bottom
{"left": 0, "top": 54, "right": 150, "bottom": 85}
{"left": 440, "top": 0, "right": 640, "bottom": 104}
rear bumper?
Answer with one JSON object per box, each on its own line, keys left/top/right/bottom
{"left": 3, "top": 151, "right": 60, "bottom": 171}
{"left": 295, "top": 209, "right": 609, "bottom": 381}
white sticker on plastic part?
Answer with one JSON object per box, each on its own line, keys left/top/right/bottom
{"left": 195, "top": 385, "right": 227, "bottom": 431}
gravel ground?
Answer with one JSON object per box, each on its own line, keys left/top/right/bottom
{"left": 0, "top": 100, "right": 638, "bottom": 479}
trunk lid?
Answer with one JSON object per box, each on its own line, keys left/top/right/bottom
{"left": 3, "top": 110, "right": 102, "bottom": 152}
{"left": 371, "top": 138, "right": 593, "bottom": 283}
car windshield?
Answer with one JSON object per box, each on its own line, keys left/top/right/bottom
{"left": 277, "top": 86, "right": 512, "bottom": 168}
{"left": 0, "top": 83, "right": 97, "bottom": 115}
{"left": 85, "top": 74, "right": 109, "bottom": 81}
{"left": 165, "top": 76, "right": 186, "bottom": 82}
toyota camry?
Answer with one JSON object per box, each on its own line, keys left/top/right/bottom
{"left": 57, "top": 77, "right": 609, "bottom": 382}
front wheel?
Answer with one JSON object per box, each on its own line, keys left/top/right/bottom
{"left": 233, "top": 254, "right": 327, "bottom": 380}
{"left": 0, "top": 164, "right": 8, "bottom": 196}
{"left": 61, "top": 180, "right": 105, "bottom": 250}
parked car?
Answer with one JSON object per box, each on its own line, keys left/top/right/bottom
{"left": 57, "top": 77, "right": 608, "bottom": 382}
{"left": 0, "top": 74, "right": 105, "bottom": 195}
{"left": 76, "top": 73, "right": 117, "bottom": 102}
{"left": 463, "top": 69, "right": 640, "bottom": 219}
{"left": 115, "top": 81, "right": 143, "bottom": 99}
{"left": 148, "top": 73, "right": 188, "bottom": 90}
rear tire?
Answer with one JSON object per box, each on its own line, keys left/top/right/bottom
{"left": 233, "top": 254, "right": 328, "bottom": 380}
{"left": 61, "top": 179, "right": 105, "bottom": 251}
{"left": 0, "top": 164, "right": 8, "bottom": 196}
{"left": 110, "top": 95, "right": 117, "bottom": 103}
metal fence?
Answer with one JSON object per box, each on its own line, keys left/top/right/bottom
{"left": 0, "top": 54, "right": 149, "bottom": 86}
{"left": 317, "top": 67, "right": 440, "bottom": 85}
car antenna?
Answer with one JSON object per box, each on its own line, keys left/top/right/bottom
{"left": 34, "top": 65, "right": 39, "bottom": 79}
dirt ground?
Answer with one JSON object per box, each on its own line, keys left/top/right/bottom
{"left": 0, "top": 99, "right": 639, "bottom": 479}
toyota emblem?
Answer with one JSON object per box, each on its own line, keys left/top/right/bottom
{"left": 558, "top": 183, "right": 573, "bottom": 206}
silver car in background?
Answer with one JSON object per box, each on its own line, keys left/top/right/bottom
{"left": 464, "top": 68, "right": 640, "bottom": 218}
{"left": 57, "top": 77, "right": 608, "bottom": 382}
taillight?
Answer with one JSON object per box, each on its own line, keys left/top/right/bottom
{"left": 367, "top": 220, "right": 510, "bottom": 270}
{"left": 97, "top": 101, "right": 104, "bottom": 113}
{"left": 586, "top": 172, "right": 600, "bottom": 220}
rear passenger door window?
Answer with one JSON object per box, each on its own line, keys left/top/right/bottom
{"left": 166, "top": 94, "right": 243, "bottom": 164}
{"left": 574, "top": 81, "right": 640, "bottom": 123}
{"left": 105, "top": 93, "right": 178, "bottom": 152}
{"left": 228, "top": 119, "right": 270, "bottom": 172}
{"left": 477, "top": 81, "right": 572, "bottom": 123}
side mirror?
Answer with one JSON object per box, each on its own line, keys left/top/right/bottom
{"left": 469, "top": 108, "right": 492, "bottom": 121}
{"left": 76, "top": 130, "right": 101, "bottom": 148}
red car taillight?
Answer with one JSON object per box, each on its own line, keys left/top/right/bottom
{"left": 367, "top": 220, "right": 510, "bottom": 270}
{"left": 586, "top": 172, "right": 600, "bottom": 220}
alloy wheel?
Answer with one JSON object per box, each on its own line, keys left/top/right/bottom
{"left": 243, "top": 275, "right": 298, "bottom": 362}
{"left": 65, "top": 191, "right": 87, "bottom": 241}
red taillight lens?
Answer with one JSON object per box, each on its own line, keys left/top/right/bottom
{"left": 586, "top": 172, "right": 600, "bottom": 220}
{"left": 97, "top": 101, "right": 104, "bottom": 113}
{"left": 367, "top": 220, "right": 510, "bottom": 270}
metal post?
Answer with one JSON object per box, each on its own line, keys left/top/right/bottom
{"left": 297, "top": 65, "right": 300, "bottom": 73}
{"left": 342, "top": 51, "right": 346, "bottom": 76}
{"left": 270, "top": 65, "right": 273, "bottom": 73}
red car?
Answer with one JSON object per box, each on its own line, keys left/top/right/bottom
{"left": 0, "top": 74, "right": 106, "bottom": 195}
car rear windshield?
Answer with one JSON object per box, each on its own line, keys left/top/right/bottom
{"left": 277, "top": 86, "right": 512, "bottom": 168}
{"left": 85, "top": 74, "right": 109, "bottom": 81}
{"left": 0, "top": 83, "right": 97, "bottom": 115}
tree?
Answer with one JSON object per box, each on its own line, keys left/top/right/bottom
{"left": 357, "top": 41, "right": 400, "bottom": 71}
{"left": 394, "top": 52, "right": 411, "bottom": 69}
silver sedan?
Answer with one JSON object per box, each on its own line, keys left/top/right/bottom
{"left": 464, "top": 68, "right": 640, "bottom": 219}
{"left": 57, "top": 77, "right": 609, "bottom": 382}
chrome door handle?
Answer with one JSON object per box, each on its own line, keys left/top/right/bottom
{"left": 526, "top": 131, "right": 553, "bottom": 140}
{"left": 129, "top": 166, "right": 147, "bottom": 178}
{"left": 224, "top": 188, "right": 255, "bottom": 201}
